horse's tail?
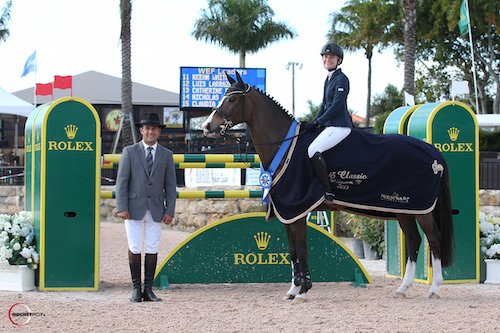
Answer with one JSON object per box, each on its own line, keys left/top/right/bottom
{"left": 433, "top": 161, "right": 454, "bottom": 267}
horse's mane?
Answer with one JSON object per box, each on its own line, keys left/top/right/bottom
{"left": 252, "top": 86, "right": 295, "bottom": 121}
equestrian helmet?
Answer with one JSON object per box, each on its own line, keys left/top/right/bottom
{"left": 320, "top": 42, "right": 344, "bottom": 64}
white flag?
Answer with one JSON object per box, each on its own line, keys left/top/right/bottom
{"left": 404, "top": 91, "right": 415, "bottom": 106}
{"left": 451, "top": 81, "right": 469, "bottom": 98}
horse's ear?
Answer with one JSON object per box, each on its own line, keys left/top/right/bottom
{"left": 235, "top": 71, "right": 244, "bottom": 85}
{"left": 225, "top": 72, "right": 236, "bottom": 84}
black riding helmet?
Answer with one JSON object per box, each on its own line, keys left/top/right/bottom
{"left": 320, "top": 42, "right": 344, "bottom": 64}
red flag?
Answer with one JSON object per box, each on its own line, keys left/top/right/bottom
{"left": 54, "top": 75, "right": 72, "bottom": 89}
{"left": 35, "top": 83, "right": 53, "bottom": 96}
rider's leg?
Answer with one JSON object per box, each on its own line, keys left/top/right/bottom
{"left": 308, "top": 127, "right": 351, "bottom": 201}
{"left": 311, "top": 151, "right": 334, "bottom": 201}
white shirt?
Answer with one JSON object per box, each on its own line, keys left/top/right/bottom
{"left": 141, "top": 141, "right": 158, "bottom": 161}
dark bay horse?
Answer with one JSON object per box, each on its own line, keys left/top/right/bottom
{"left": 202, "top": 72, "right": 454, "bottom": 301}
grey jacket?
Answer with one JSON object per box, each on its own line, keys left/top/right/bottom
{"left": 116, "top": 142, "right": 176, "bottom": 222}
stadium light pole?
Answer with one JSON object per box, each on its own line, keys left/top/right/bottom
{"left": 286, "top": 61, "right": 303, "bottom": 116}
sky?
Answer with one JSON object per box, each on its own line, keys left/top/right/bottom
{"left": 0, "top": 0, "right": 404, "bottom": 119}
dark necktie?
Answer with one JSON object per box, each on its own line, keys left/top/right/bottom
{"left": 146, "top": 147, "right": 153, "bottom": 175}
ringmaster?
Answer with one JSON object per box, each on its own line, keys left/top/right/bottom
{"left": 116, "top": 113, "right": 177, "bottom": 302}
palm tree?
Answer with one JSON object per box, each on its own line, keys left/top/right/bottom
{"left": 0, "top": 0, "right": 12, "bottom": 44}
{"left": 400, "top": 0, "right": 418, "bottom": 97}
{"left": 328, "top": 0, "right": 396, "bottom": 127}
{"left": 113, "top": 0, "right": 136, "bottom": 153}
{"left": 193, "top": 0, "right": 296, "bottom": 67}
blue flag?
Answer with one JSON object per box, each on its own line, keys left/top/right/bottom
{"left": 21, "top": 51, "right": 37, "bottom": 77}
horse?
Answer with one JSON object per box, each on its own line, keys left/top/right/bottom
{"left": 202, "top": 72, "right": 454, "bottom": 301}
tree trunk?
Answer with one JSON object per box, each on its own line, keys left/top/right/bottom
{"left": 366, "top": 47, "right": 373, "bottom": 127}
{"left": 401, "top": 0, "right": 417, "bottom": 97}
{"left": 115, "top": 0, "right": 136, "bottom": 153}
{"left": 239, "top": 50, "right": 246, "bottom": 68}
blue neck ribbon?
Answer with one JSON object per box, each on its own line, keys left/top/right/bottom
{"left": 259, "top": 120, "right": 298, "bottom": 204}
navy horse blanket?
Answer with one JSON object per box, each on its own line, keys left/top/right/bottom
{"left": 266, "top": 125, "right": 446, "bottom": 223}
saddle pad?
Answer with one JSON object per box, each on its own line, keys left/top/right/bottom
{"left": 267, "top": 127, "right": 445, "bottom": 223}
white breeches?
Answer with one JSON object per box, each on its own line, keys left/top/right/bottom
{"left": 307, "top": 126, "right": 352, "bottom": 158}
{"left": 125, "top": 210, "right": 163, "bottom": 254}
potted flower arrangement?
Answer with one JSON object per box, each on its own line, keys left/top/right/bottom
{"left": 349, "top": 215, "right": 385, "bottom": 260}
{"left": 0, "top": 211, "right": 38, "bottom": 291}
{"left": 480, "top": 212, "right": 500, "bottom": 284}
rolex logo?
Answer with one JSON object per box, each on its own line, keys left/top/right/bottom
{"left": 64, "top": 124, "right": 78, "bottom": 139}
{"left": 447, "top": 127, "right": 460, "bottom": 141}
{"left": 253, "top": 232, "right": 271, "bottom": 250}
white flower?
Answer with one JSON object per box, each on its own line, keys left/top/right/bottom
{"left": 20, "top": 247, "right": 32, "bottom": 259}
{"left": 0, "top": 256, "right": 10, "bottom": 268}
{"left": 480, "top": 213, "right": 500, "bottom": 260}
{"left": 3, "top": 221, "right": 12, "bottom": 232}
{"left": 0, "top": 211, "right": 38, "bottom": 269}
{"left": 0, "top": 246, "right": 13, "bottom": 259}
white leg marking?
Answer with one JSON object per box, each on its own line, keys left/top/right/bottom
{"left": 396, "top": 258, "right": 416, "bottom": 296}
{"left": 202, "top": 111, "right": 216, "bottom": 137}
{"left": 429, "top": 255, "right": 443, "bottom": 299}
{"left": 292, "top": 293, "right": 307, "bottom": 303}
{"left": 284, "top": 280, "right": 301, "bottom": 300}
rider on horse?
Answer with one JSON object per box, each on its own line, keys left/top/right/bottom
{"left": 307, "top": 42, "right": 353, "bottom": 202}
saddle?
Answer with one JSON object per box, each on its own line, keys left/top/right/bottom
{"left": 266, "top": 125, "right": 445, "bottom": 223}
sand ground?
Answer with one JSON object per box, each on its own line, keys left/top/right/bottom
{"left": 1, "top": 222, "right": 499, "bottom": 333}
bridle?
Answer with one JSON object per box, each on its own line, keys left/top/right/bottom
{"left": 213, "top": 84, "right": 250, "bottom": 136}
{"left": 212, "top": 83, "right": 311, "bottom": 149}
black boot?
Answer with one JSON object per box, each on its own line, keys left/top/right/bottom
{"left": 128, "top": 250, "right": 142, "bottom": 303}
{"left": 311, "top": 152, "right": 334, "bottom": 201}
{"left": 293, "top": 261, "right": 301, "bottom": 287}
{"left": 143, "top": 253, "right": 162, "bottom": 302}
{"left": 299, "top": 270, "right": 313, "bottom": 294}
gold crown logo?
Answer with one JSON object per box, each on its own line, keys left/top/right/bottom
{"left": 64, "top": 124, "right": 78, "bottom": 139}
{"left": 447, "top": 127, "right": 460, "bottom": 141}
{"left": 253, "top": 232, "right": 271, "bottom": 250}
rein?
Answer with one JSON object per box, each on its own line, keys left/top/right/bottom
{"left": 216, "top": 85, "right": 312, "bottom": 147}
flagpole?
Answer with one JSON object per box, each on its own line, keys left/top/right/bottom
{"left": 33, "top": 71, "right": 37, "bottom": 107}
{"left": 465, "top": 0, "right": 479, "bottom": 113}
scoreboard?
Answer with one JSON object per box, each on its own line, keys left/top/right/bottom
{"left": 180, "top": 67, "right": 266, "bottom": 109}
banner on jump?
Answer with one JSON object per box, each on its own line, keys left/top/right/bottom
{"left": 179, "top": 67, "right": 266, "bottom": 109}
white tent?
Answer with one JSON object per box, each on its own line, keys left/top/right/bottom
{"left": 0, "top": 86, "right": 35, "bottom": 157}
{"left": 0, "top": 86, "right": 34, "bottom": 117}
{"left": 476, "top": 114, "right": 500, "bottom": 129}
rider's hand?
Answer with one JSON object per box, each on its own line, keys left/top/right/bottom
{"left": 301, "top": 121, "right": 322, "bottom": 131}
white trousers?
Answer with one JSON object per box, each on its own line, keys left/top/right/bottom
{"left": 124, "top": 210, "right": 162, "bottom": 254}
{"left": 307, "top": 126, "right": 352, "bottom": 158}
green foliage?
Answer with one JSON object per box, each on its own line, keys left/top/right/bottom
{"left": 192, "top": 0, "right": 296, "bottom": 67}
{"left": 0, "top": 0, "right": 12, "bottom": 43}
{"left": 370, "top": 84, "right": 404, "bottom": 134}
{"left": 413, "top": 0, "right": 499, "bottom": 114}
{"left": 349, "top": 215, "right": 385, "bottom": 256}
{"left": 479, "top": 130, "right": 500, "bottom": 152}
{"left": 297, "top": 100, "right": 320, "bottom": 123}
{"left": 371, "top": 84, "right": 404, "bottom": 117}
{"left": 333, "top": 211, "right": 355, "bottom": 238}
{"left": 328, "top": 0, "right": 400, "bottom": 124}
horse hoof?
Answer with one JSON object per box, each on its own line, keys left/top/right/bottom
{"left": 394, "top": 292, "right": 406, "bottom": 299}
{"left": 428, "top": 292, "right": 440, "bottom": 299}
{"left": 292, "top": 294, "right": 307, "bottom": 303}
{"left": 283, "top": 294, "right": 295, "bottom": 301}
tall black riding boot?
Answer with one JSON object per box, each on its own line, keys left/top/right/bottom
{"left": 128, "top": 250, "right": 142, "bottom": 303}
{"left": 143, "top": 253, "right": 162, "bottom": 302}
{"left": 311, "top": 152, "right": 334, "bottom": 201}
